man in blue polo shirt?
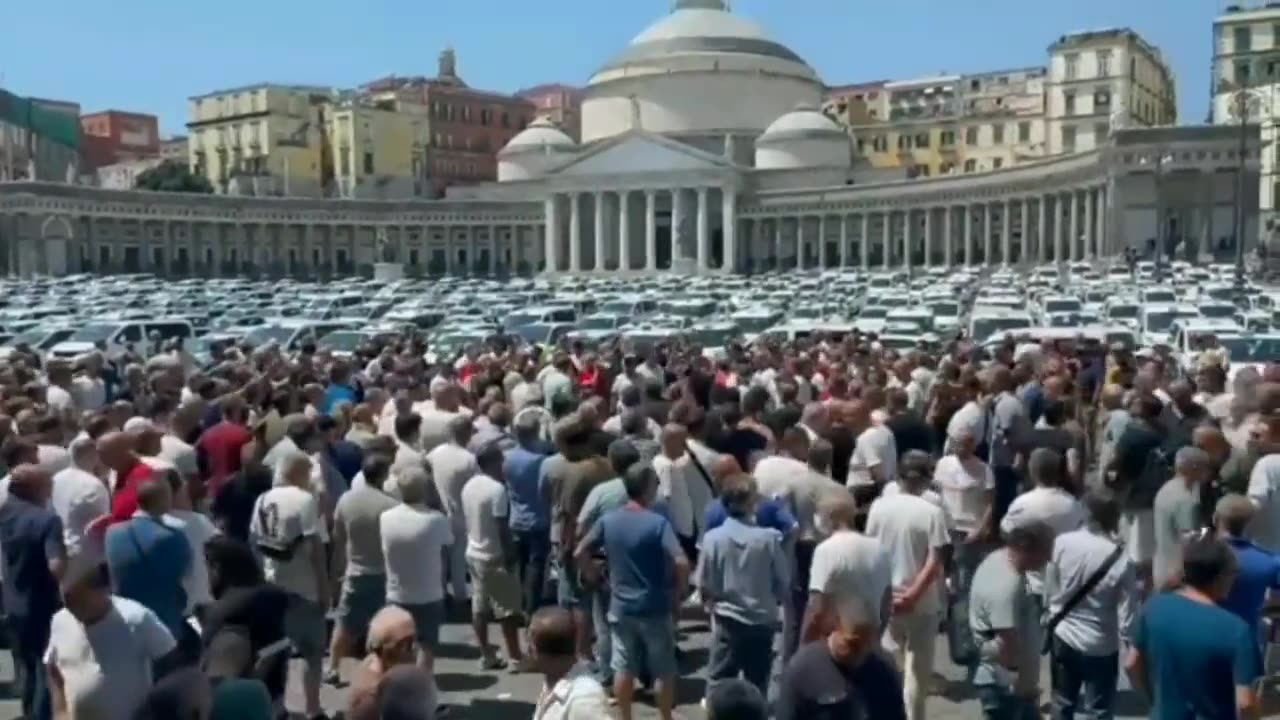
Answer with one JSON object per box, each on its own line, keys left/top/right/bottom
{"left": 1214, "top": 494, "right": 1280, "bottom": 646}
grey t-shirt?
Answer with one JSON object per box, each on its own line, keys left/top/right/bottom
{"left": 1152, "top": 478, "right": 1201, "bottom": 588}
{"left": 969, "top": 548, "right": 1037, "bottom": 688}
{"left": 334, "top": 486, "right": 399, "bottom": 577}
{"left": 989, "top": 392, "right": 1030, "bottom": 468}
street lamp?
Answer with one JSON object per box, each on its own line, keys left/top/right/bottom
{"left": 1230, "top": 88, "right": 1264, "bottom": 284}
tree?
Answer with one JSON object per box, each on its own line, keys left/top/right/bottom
{"left": 134, "top": 161, "right": 214, "bottom": 194}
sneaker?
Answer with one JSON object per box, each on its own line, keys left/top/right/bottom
{"left": 323, "top": 668, "right": 344, "bottom": 687}
{"left": 479, "top": 655, "right": 508, "bottom": 671}
{"left": 508, "top": 656, "right": 537, "bottom": 674}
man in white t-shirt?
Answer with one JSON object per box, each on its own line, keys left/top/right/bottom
{"left": 848, "top": 408, "right": 898, "bottom": 491}
{"left": 45, "top": 563, "right": 176, "bottom": 720}
{"left": 866, "top": 451, "right": 949, "bottom": 720}
{"left": 652, "top": 424, "right": 697, "bottom": 551}
{"left": 382, "top": 465, "right": 453, "bottom": 675}
{"left": 1247, "top": 412, "right": 1280, "bottom": 552}
{"left": 1001, "top": 448, "right": 1088, "bottom": 597}
{"left": 428, "top": 416, "right": 480, "bottom": 602}
{"left": 51, "top": 438, "right": 110, "bottom": 561}
{"left": 249, "top": 450, "right": 328, "bottom": 719}
{"left": 803, "top": 493, "right": 892, "bottom": 644}
{"left": 461, "top": 442, "right": 530, "bottom": 671}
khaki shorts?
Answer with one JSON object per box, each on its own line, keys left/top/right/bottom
{"left": 467, "top": 556, "right": 522, "bottom": 621}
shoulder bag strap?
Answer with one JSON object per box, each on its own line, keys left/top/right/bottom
{"left": 684, "top": 444, "right": 716, "bottom": 498}
{"left": 1042, "top": 542, "right": 1125, "bottom": 650}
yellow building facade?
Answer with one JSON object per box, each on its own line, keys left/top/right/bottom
{"left": 326, "top": 102, "right": 431, "bottom": 199}
{"left": 187, "top": 84, "right": 333, "bottom": 197}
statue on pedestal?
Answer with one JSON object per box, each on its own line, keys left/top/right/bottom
{"left": 377, "top": 228, "right": 398, "bottom": 263}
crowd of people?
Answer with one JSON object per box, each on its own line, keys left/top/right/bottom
{"left": 0, "top": 324, "right": 1275, "bottom": 720}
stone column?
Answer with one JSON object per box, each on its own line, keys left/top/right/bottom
{"left": 593, "top": 191, "right": 606, "bottom": 272}
{"left": 901, "top": 209, "right": 912, "bottom": 271}
{"left": 923, "top": 208, "right": 932, "bottom": 268}
{"left": 1056, "top": 192, "right": 1067, "bottom": 262}
{"left": 696, "top": 187, "right": 709, "bottom": 273}
{"left": 818, "top": 215, "right": 828, "bottom": 269}
{"left": 1002, "top": 200, "right": 1012, "bottom": 265}
{"left": 860, "top": 214, "right": 870, "bottom": 269}
{"left": 618, "top": 190, "right": 631, "bottom": 272}
{"left": 544, "top": 195, "right": 560, "bottom": 273}
{"left": 1021, "top": 198, "right": 1031, "bottom": 265}
{"left": 489, "top": 224, "right": 499, "bottom": 274}
{"left": 672, "top": 189, "right": 686, "bottom": 267}
{"left": 983, "top": 203, "right": 993, "bottom": 265}
{"left": 773, "top": 218, "right": 783, "bottom": 268}
{"left": 1100, "top": 186, "right": 1112, "bottom": 258}
{"left": 721, "top": 188, "right": 737, "bottom": 273}
{"left": 1082, "top": 189, "right": 1094, "bottom": 259}
{"left": 882, "top": 211, "right": 892, "bottom": 269}
{"left": 569, "top": 192, "right": 582, "bottom": 273}
{"left": 1069, "top": 190, "right": 1080, "bottom": 261}
{"left": 645, "top": 190, "right": 657, "bottom": 272}
{"left": 1038, "top": 196, "right": 1049, "bottom": 263}
{"left": 444, "top": 226, "right": 456, "bottom": 275}
{"left": 963, "top": 207, "right": 973, "bottom": 266}
{"left": 944, "top": 206, "right": 953, "bottom": 267}
{"left": 840, "top": 215, "right": 850, "bottom": 268}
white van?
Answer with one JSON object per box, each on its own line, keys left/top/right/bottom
{"left": 49, "top": 318, "right": 195, "bottom": 360}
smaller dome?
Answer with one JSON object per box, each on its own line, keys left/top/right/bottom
{"left": 757, "top": 104, "right": 844, "bottom": 143}
{"left": 498, "top": 117, "right": 575, "bottom": 156}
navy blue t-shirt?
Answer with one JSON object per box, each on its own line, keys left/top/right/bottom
{"left": 587, "top": 504, "right": 682, "bottom": 619}
{"left": 1220, "top": 537, "right": 1280, "bottom": 638}
{"left": 1134, "top": 592, "right": 1263, "bottom": 720}
{"left": 0, "top": 496, "right": 64, "bottom": 620}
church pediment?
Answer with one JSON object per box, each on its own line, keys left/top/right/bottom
{"left": 547, "top": 132, "right": 734, "bottom": 177}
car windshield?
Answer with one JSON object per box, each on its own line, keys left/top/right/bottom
{"left": 733, "top": 315, "right": 779, "bottom": 332}
{"left": 579, "top": 316, "right": 619, "bottom": 330}
{"left": 244, "top": 325, "right": 298, "bottom": 347}
{"left": 972, "top": 316, "right": 1030, "bottom": 339}
{"left": 1048, "top": 313, "right": 1081, "bottom": 327}
{"left": 1108, "top": 304, "right": 1139, "bottom": 319}
{"left": 930, "top": 302, "right": 959, "bottom": 316}
{"left": 68, "top": 323, "right": 119, "bottom": 343}
{"left": 516, "top": 324, "right": 555, "bottom": 344}
{"left": 1219, "top": 337, "right": 1280, "bottom": 362}
{"left": 1143, "top": 312, "right": 1177, "bottom": 332}
{"left": 860, "top": 307, "right": 888, "bottom": 319}
{"left": 599, "top": 301, "right": 635, "bottom": 315}
{"left": 8, "top": 328, "right": 53, "bottom": 346}
{"left": 1145, "top": 290, "right": 1176, "bottom": 303}
{"left": 1045, "top": 299, "right": 1082, "bottom": 313}
{"left": 1200, "top": 305, "right": 1236, "bottom": 319}
{"left": 436, "top": 332, "right": 486, "bottom": 347}
{"left": 691, "top": 328, "right": 737, "bottom": 347}
{"left": 503, "top": 311, "right": 542, "bottom": 330}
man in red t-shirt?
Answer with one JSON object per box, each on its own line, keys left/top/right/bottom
{"left": 197, "top": 396, "right": 253, "bottom": 500}
{"left": 99, "top": 431, "right": 155, "bottom": 524}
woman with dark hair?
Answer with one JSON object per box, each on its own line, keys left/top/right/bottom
{"left": 201, "top": 536, "right": 289, "bottom": 705}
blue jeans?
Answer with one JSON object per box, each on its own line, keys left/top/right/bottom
{"left": 977, "top": 684, "right": 1038, "bottom": 720}
{"left": 590, "top": 585, "right": 615, "bottom": 685}
{"left": 513, "top": 528, "right": 550, "bottom": 616}
{"left": 1050, "top": 638, "right": 1118, "bottom": 720}
{"left": 706, "top": 614, "right": 774, "bottom": 698}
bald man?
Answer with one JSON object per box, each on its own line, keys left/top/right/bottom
{"left": 348, "top": 606, "right": 422, "bottom": 720}
{"left": 653, "top": 423, "right": 698, "bottom": 560}
{"left": 98, "top": 431, "right": 153, "bottom": 524}
{"left": 0, "top": 464, "right": 64, "bottom": 719}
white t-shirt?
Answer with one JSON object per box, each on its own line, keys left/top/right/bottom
{"left": 47, "top": 384, "right": 75, "bottom": 416}
{"left": 1248, "top": 453, "right": 1280, "bottom": 552}
{"left": 808, "top": 529, "right": 892, "bottom": 622}
{"left": 381, "top": 503, "right": 454, "bottom": 604}
{"left": 753, "top": 455, "right": 827, "bottom": 542}
{"left": 427, "top": 443, "right": 479, "bottom": 525}
{"left": 1001, "top": 487, "right": 1087, "bottom": 594}
{"left": 164, "top": 510, "right": 219, "bottom": 613}
{"left": 848, "top": 425, "right": 897, "bottom": 488}
{"left": 934, "top": 454, "right": 995, "bottom": 534}
{"left": 945, "top": 401, "right": 988, "bottom": 454}
{"left": 37, "top": 444, "right": 72, "bottom": 477}
{"left": 51, "top": 466, "right": 110, "bottom": 559}
{"left": 249, "top": 485, "right": 328, "bottom": 602}
{"left": 70, "top": 375, "right": 107, "bottom": 412}
{"left": 157, "top": 435, "right": 198, "bottom": 479}
{"left": 652, "top": 455, "right": 696, "bottom": 539}
{"left": 461, "top": 473, "right": 509, "bottom": 563}
{"left": 44, "top": 596, "right": 176, "bottom": 720}
{"left": 866, "top": 492, "right": 950, "bottom": 616}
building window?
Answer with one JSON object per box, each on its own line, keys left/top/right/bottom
{"left": 964, "top": 159, "right": 977, "bottom": 173}
{"left": 896, "top": 134, "right": 909, "bottom": 150}
{"left": 1238, "top": 61, "right": 1252, "bottom": 84}
{"left": 965, "top": 126, "right": 978, "bottom": 145}
{"left": 872, "top": 135, "right": 888, "bottom": 152}
{"left": 992, "top": 124, "right": 1005, "bottom": 144}
{"left": 1062, "top": 126, "right": 1077, "bottom": 152}
{"left": 363, "top": 151, "right": 374, "bottom": 174}
{"left": 1097, "top": 50, "right": 1113, "bottom": 77}
{"left": 1095, "top": 123, "right": 1110, "bottom": 143}
{"left": 940, "top": 130, "right": 955, "bottom": 147}
{"left": 1236, "top": 25, "right": 1252, "bottom": 52}
{"left": 1064, "top": 91, "right": 1077, "bottom": 116}
{"left": 915, "top": 133, "right": 929, "bottom": 148}
{"left": 1018, "top": 121, "right": 1031, "bottom": 143}
{"left": 501, "top": 112, "right": 510, "bottom": 128}
{"left": 992, "top": 157, "right": 1004, "bottom": 169}
{"left": 1064, "top": 53, "right": 1079, "bottom": 80}
{"left": 856, "top": 138, "right": 865, "bottom": 153}
{"left": 462, "top": 106, "right": 472, "bottom": 122}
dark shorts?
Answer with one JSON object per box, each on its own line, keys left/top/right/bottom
{"left": 394, "top": 600, "right": 445, "bottom": 652}
{"left": 284, "top": 594, "right": 326, "bottom": 662}
{"left": 337, "top": 574, "right": 387, "bottom": 636}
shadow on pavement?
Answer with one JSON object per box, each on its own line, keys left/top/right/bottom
{"left": 436, "top": 641, "right": 482, "bottom": 661}
{"left": 436, "top": 672, "right": 499, "bottom": 694}
{"left": 461, "top": 698, "right": 537, "bottom": 719}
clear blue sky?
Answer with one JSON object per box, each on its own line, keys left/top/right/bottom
{"left": 3, "top": 0, "right": 1220, "bottom": 136}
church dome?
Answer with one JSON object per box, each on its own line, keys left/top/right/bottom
{"left": 756, "top": 104, "right": 846, "bottom": 145}
{"left": 498, "top": 117, "right": 576, "bottom": 157}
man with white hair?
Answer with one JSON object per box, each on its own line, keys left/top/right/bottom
{"left": 382, "top": 464, "right": 452, "bottom": 674}
{"left": 848, "top": 407, "right": 898, "bottom": 490}
{"left": 419, "top": 382, "right": 464, "bottom": 453}
{"left": 51, "top": 436, "right": 109, "bottom": 561}
{"left": 427, "top": 415, "right": 479, "bottom": 603}
{"left": 1153, "top": 446, "right": 1211, "bottom": 589}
